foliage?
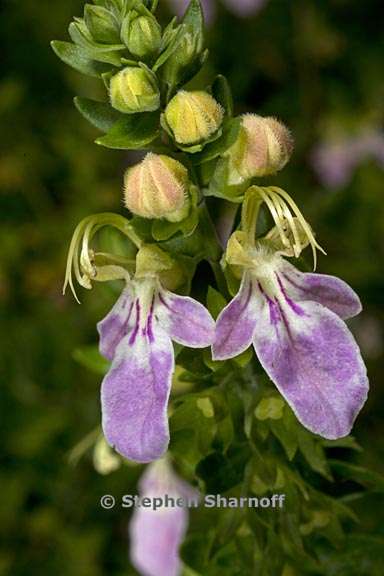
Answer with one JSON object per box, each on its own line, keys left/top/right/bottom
{"left": 1, "top": 1, "right": 384, "bottom": 575}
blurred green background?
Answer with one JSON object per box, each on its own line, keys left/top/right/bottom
{"left": 1, "top": 0, "right": 383, "bottom": 574}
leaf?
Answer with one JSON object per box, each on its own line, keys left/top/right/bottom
{"left": 51, "top": 41, "right": 113, "bottom": 77}
{"left": 329, "top": 460, "right": 384, "bottom": 491}
{"left": 193, "top": 118, "right": 241, "bottom": 165}
{"left": 95, "top": 111, "right": 160, "bottom": 149}
{"left": 269, "top": 406, "right": 299, "bottom": 461}
{"left": 183, "top": 0, "right": 204, "bottom": 31}
{"left": 74, "top": 97, "right": 123, "bottom": 132}
{"left": 211, "top": 74, "right": 233, "bottom": 117}
{"left": 207, "top": 286, "right": 227, "bottom": 319}
{"left": 153, "top": 23, "right": 186, "bottom": 72}
{"left": 297, "top": 429, "right": 332, "bottom": 480}
{"left": 207, "top": 156, "right": 248, "bottom": 201}
{"left": 322, "top": 436, "right": 362, "bottom": 451}
{"left": 72, "top": 345, "right": 110, "bottom": 375}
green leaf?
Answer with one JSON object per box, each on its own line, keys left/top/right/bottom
{"left": 84, "top": 4, "right": 121, "bottom": 44}
{"left": 322, "top": 436, "right": 362, "bottom": 451}
{"left": 269, "top": 407, "right": 299, "bottom": 460}
{"left": 297, "top": 429, "right": 332, "bottom": 480}
{"left": 153, "top": 23, "right": 186, "bottom": 72}
{"left": 232, "top": 347, "right": 253, "bottom": 367}
{"left": 74, "top": 97, "right": 123, "bottom": 132}
{"left": 211, "top": 74, "right": 234, "bottom": 117}
{"left": 193, "top": 118, "right": 241, "bottom": 165}
{"left": 183, "top": 0, "right": 204, "bottom": 31}
{"left": 151, "top": 210, "right": 198, "bottom": 241}
{"left": 329, "top": 460, "right": 384, "bottom": 491}
{"left": 72, "top": 345, "right": 110, "bottom": 375}
{"left": 207, "top": 156, "right": 248, "bottom": 201}
{"left": 95, "top": 111, "right": 160, "bottom": 149}
{"left": 51, "top": 41, "right": 113, "bottom": 77}
{"left": 206, "top": 286, "right": 227, "bottom": 319}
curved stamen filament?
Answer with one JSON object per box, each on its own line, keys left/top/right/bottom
{"left": 63, "top": 213, "right": 142, "bottom": 302}
{"left": 268, "top": 186, "right": 326, "bottom": 269}
{"left": 268, "top": 191, "right": 302, "bottom": 258}
{"left": 258, "top": 189, "right": 291, "bottom": 249}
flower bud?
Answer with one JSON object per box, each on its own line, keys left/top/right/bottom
{"left": 109, "top": 66, "right": 160, "bottom": 114}
{"left": 84, "top": 4, "right": 121, "bottom": 44}
{"left": 161, "top": 30, "right": 204, "bottom": 88}
{"left": 228, "top": 114, "right": 294, "bottom": 181}
{"left": 164, "top": 90, "right": 224, "bottom": 146}
{"left": 123, "top": 12, "right": 162, "bottom": 59}
{"left": 124, "top": 153, "right": 190, "bottom": 222}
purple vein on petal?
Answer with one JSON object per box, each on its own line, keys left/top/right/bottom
{"left": 275, "top": 273, "right": 305, "bottom": 316}
{"left": 143, "top": 297, "right": 155, "bottom": 343}
{"left": 257, "top": 281, "right": 294, "bottom": 342}
{"left": 129, "top": 300, "right": 141, "bottom": 346}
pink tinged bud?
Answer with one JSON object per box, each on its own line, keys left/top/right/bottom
{"left": 164, "top": 90, "right": 224, "bottom": 146}
{"left": 124, "top": 153, "right": 190, "bottom": 222}
{"left": 229, "top": 114, "right": 294, "bottom": 182}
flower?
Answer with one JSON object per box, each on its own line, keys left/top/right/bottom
{"left": 63, "top": 216, "right": 215, "bottom": 463}
{"left": 124, "top": 153, "right": 190, "bottom": 222}
{"left": 163, "top": 90, "right": 224, "bottom": 146}
{"left": 129, "top": 459, "right": 198, "bottom": 576}
{"left": 98, "top": 266, "right": 215, "bottom": 463}
{"left": 213, "top": 234, "right": 369, "bottom": 439}
{"left": 311, "top": 130, "right": 384, "bottom": 189}
{"left": 167, "top": 0, "right": 267, "bottom": 24}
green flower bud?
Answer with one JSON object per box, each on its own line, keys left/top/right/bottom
{"left": 161, "top": 30, "right": 205, "bottom": 89}
{"left": 84, "top": 4, "right": 120, "bottom": 44}
{"left": 109, "top": 66, "right": 160, "bottom": 114}
{"left": 124, "top": 153, "right": 190, "bottom": 222}
{"left": 164, "top": 90, "right": 224, "bottom": 146}
{"left": 123, "top": 11, "right": 162, "bottom": 59}
{"left": 228, "top": 114, "right": 294, "bottom": 182}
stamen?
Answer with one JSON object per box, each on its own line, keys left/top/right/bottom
{"left": 63, "top": 213, "right": 141, "bottom": 302}
{"left": 258, "top": 189, "right": 291, "bottom": 249}
{"left": 268, "top": 187, "right": 326, "bottom": 269}
{"left": 269, "top": 191, "right": 302, "bottom": 258}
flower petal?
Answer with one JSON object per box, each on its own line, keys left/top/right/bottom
{"left": 101, "top": 325, "right": 174, "bottom": 463}
{"left": 280, "top": 260, "right": 362, "bottom": 319}
{"left": 130, "top": 506, "right": 187, "bottom": 576}
{"left": 253, "top": 287, "right": 368, "bottom": 439}
{"left": 130, "top": 460, "right": 197, "bottom": 576}
{"left": 158, "top": 290, "right": 215, "bottom": 348}
{"left": 97, "top": 287, "right": 134, "bottom": 361}
{"left": 212, "top": 273, "right": 259, "bottom": 360}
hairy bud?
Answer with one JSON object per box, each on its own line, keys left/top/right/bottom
{"left": 109, "top": 66, "right": 160, "bottom": 114}
{"left": 163, "top": 90, "right": 224, "bottom": 146}
{"left": 124, "top": 153, "right": 190, "bottom": 222}
{"left": 122, "top": 11, "right": 162, "bottom": 59}
{"left": 228, "top": 114, "right": 294, "bottom": 182}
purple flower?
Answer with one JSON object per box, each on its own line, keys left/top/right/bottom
{"left": 213, "top": 248, "right": 369, "bottom": 439}
{"left": 311, "top": 130, "right": 384, "bottom": 189}
{"left": 167, "top": 0, "right": 267, "bottom": 25}
{"left": 98, "top": 277, "right": 215, "bottom": 463}
{"left": 129, "top": 459, "right": 198, "bottom": 576}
